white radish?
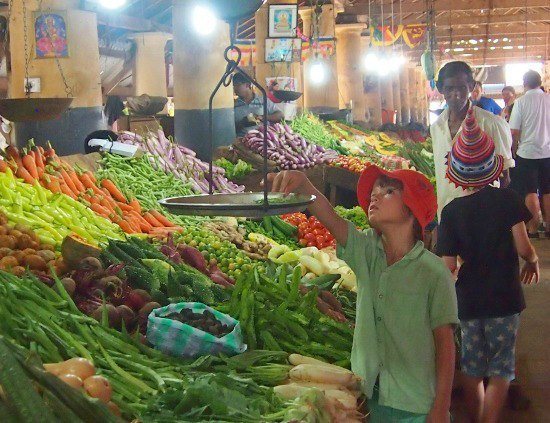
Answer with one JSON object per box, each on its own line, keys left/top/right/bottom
{"left": 289, "top": 354, "right": 354, "bottom": 374}
{"left": 289, "top": 381, "right": 360, "bottom": 398}
{"left": 273, "top": 383, "right": 317, "bottom": 400}
{"left": 324, "top": 389, "right": 358, "bottom": 410}
{"left": 289, "top": 364, "right": 360, "bottom": 388}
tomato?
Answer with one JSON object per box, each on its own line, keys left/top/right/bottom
{"left": 298, "top": 222, "right": 309, "bottom": 232}
{"left": 316, "top": 235, "right": 325, "bottom": 246}
{"left": 299, "top": 238, "right": 308, "bottom": 246}
{"left": 308, "top": 216, "right": 317, "bottom": 224}
{"left": 304, "top": 233, "right": 316, "bottom": 241}
{"left": 313, "top": 222, "right": 324, "bottom": 230}
{"left": 307, "top": 241, "right": 316, "bottom": 247}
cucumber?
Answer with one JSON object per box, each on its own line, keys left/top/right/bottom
{"left": 0, "top": 338, "right": 57, "bottom": 422}
{"left": 128, "top": 237, "right": 167, "bottom": 260}
{"left": 262, "top": 216, "right": 274, "bottom": 235}
{"left": 107, "top": 240, "right": 146, "bottom": 270}
{"left": 271, "top": 216, "right": 298, "bottom": 237}
{"left": 113, "top": 241, "right": 146, "bottom": 261}
{"left": 303, "top": 273, "right": 341, "bottom": 290}
{"left": 150, "top": 289, "right": 169, "bottom": 306}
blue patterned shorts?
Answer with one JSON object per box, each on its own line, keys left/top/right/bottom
{"left": 459, "top": 314, "right": 520, "bottom": 381}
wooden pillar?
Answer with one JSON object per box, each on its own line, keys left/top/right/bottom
{"left": 173, "top": 1, "right": 235, "bottom": 160}
{"left": 335, "top": 23, "right": 366, "bottom": 122}
{"left": 392, "top": 71, "right": 402, "bottom": 124}
{"left": 129, "top": 32, "right": 172, "bottom": 97}
{"left": 255, "top": 0, "right": 303, "bottom": 108}
{"left": 399, "top": 66, "right": 411, "bottom": 123}
{"left": 416, "top": 67, "right": 427, "bottom": 126}
{"left": 299, "top": 5, "right": 339, "bottom": 111}
{"left": 361, "top": 36, "right": 381, "bottom": 129}
{"left": 9, "top": 0, "right": 104, "bottom": 155}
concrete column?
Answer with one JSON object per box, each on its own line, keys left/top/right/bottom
{"left": 392, "top": 71, "right": 402, "bottom": 124}
{"left": 255, "top": 0, "right": 303, "bottom": 108}
{"left": 299, "top": 5, "right": 339, "bottom": 112}
{"left": 9, "top": 0, "right": 104, "bottom": 155}
{"left": 172, "top": 1, "right": 235, "bottom": 161}
{"left": 361, "top": 37, "right": 381, "bottom": 129}
{"left": 408, "top": 66, "right": 419, "bottom": 122}
{"left": 128, "top": 32, "right": 172, "bottom": 97}
{"left": 335, "top": 24, "right": 366, "bottom": 122}
{"left": 380, "top": 75, "right": 394, "bottom": 124}
{"left": 399, "top": 66, "right": 411, "bottom": 124}
{"left": 416, "top": 67, "right": 427, "bottom": 125}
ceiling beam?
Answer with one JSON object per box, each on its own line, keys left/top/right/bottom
{"left": 345, "top": 0, "right": 550, "bottom": 16}
{"left": 434, "top": 24, "right": 550, "bottom": 38}
{"left": 99, "top": 46, "right": 128, "bottom": 60}
{"left": 437, "top": 36, "right": 547, "bottom": 46}
{"left": 96, "top": 11, "right": 171, "bottom": 33}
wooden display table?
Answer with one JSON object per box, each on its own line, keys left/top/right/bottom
{"left": 323, "top": 166, "right": 360, "bottom": 208}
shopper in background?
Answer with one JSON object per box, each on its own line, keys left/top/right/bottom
{"left": 233, "top": 72, "right": 283, "bottom": 137}
{"left": 509, "top": 70, "right": 550, "bottom": 237}
{"left": 471, "top": 81, "right": 503, "bottom": 116}
{"left": 269, "top": 167, "right": 458, "bottom": 423}
{"left": 431, "top": 61, "right": 514, "bottom": 220}
{"left": 501, "top": 86, "right": 516, "bottom": 123}
{"left": 438, "top": 107, "right": 539, "bottom": 423}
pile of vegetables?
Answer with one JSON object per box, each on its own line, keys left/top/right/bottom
{"left": 281, "top": 213, "right": 336, "bottom": 249}
{"left": 1, "top": 143, "right": 178, "bottom": 237}
{"left": 175, "top": 223, "right": 256, "bottom": 280}
{"left": 220, "top": 266, "right": 353, "bottom": 366}
{"left": 291, "top": 113, "right": 349, "bottom": 155}
{"left": 397, "top": 140, "right": 435, "bottom": 178}
{"left": 242, "top": 123, "right": 338, "bottom": 170}
{"left": 165, "top": 309, "right": 233, "bottom": 338}
{"left": 0, "top": 168, "right": 123, "bottom": 247}
{"left": 0, "top": 338, "right": 121, "bottom": 422}
{"left": 0, "top": 271, "right": 344, "bottom": 422}
{"left": 213, "top": 158, "right": 253, "bottom": 181}
{"left": 118, "top": 129, "right": 244, "bottom": 194}
{"left": 0, "top": 212, "right": 63, "bottom": 276}
{"left": 335, "top": 206, "right": 370, "bottom": 230}
{"left": 275, "top": 354, "right": 364, "bottom": 423}
{"left": 203, "top": 220, "right": 272, "bottom": 260}
{"left": 242, "top": 216, "right": 302, "bottom": 250}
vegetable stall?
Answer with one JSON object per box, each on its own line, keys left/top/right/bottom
{"left": 0, "top": 114, "right": 434, "bottom": 422}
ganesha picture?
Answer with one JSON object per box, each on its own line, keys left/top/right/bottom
{"left": 35, "top": 12, "right": 69, "bottom": 58}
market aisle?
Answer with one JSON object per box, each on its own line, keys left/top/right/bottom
{"left": 502, "top": 238, "right": 550, "bottom": 423}
{"left": 453, "top": 239, "right": 550, "bottom": 422}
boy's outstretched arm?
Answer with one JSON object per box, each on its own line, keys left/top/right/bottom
{"left": 427, "top": 324, "right": 455, "bottom": 423}
{"left": 267, "top": 171, "right": 349, "bottom": 246}
{"left": 512, "top": 222, "right": 539, "bottom": 284}
{"left": 442, "top": 256, "right": 458, "bottom": 277}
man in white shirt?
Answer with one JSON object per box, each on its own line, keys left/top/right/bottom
{"left": 430, "top": 61, "right": 514, "bottom": 219}
{"left": 509, "top": 70, "right": 550, "bottom": 236}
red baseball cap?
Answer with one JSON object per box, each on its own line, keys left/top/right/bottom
{"left": 357, "top": 165, "right": 437, "bottom": 229}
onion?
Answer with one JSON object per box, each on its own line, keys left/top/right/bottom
{"left": 83, "top": 375, "right": 112, "bottom": 403}
{"left": 45, "top": 358, "right": 96, "bottom": 380}
{"left": 58, "top": 374, "right": 84, "bottom": 390}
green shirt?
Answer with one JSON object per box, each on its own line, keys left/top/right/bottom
{"left": 337, "top": 222, "right": 458, "bottom": 414}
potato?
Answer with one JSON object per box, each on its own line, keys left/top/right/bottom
{"left": 8, "top": 230, "right": 22, "bottom": 239}
{"left": 37, "top": 250, "right": 56, "bottom": 263}
{"left": 0, "top": 256, "right": 19, "bottom": 269}
{"left": 10, "top": 250, "right": 25, "bottom": 264}
{"left": 22, "top": 254, "right": 48, "bottom": 271}
{"left": 0, "top": 214, "right": 7, "bottom": 225}
{"left": 10, "top": 266, "right": 26, "bottom": 276}
{"left": 16, "top": 234, "right": 34, "bottom": 250}
{"left": 0, "top": 235, "right": 16, "bottom": 249}
{"left": 0, "top": 247, "right": 12, "bottom": 258}
{"left": 39, "top": 244, "right": 55, "bottom": 252}
{"left": 0, "top": 226, "right": 8, "bottom": 236}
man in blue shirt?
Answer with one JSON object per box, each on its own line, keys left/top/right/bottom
{"left": 471, "top": 81, "right": 503, "bottom": 116}
{"left": 233, "top": 73, "right": 283, "bottom": 137}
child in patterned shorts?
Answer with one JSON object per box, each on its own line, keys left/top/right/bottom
{"left": 437, "top": 107, "right": 539, "bottom": 422}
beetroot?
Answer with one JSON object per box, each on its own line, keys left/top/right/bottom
{"left": 178, "top": 245, "right": 208, "bottom": 274}
{"left": 209, "top": 273, "right": 233, "bottom": 288}
{"left": 125, "top": 289, "right": 152, "bottom": 311}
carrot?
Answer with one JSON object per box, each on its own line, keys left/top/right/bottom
{"left": 46, "top": 178, "right": 62, "bottom": 194}
{"left": 129, "top": 199, "right": 142, "bottom": 214}
{"left": 118, "top": 220, "right": 136, "bottom": 234}
{"left": 58, "top": 181, "right": 77, "bottom": 200}
{"left": 116, "top": 202, "right": 134, "bottom": 212}
{"left": 100, "top": 179, "right": 127, "bottom": 203}
{"left": 67, "top": 170, "right": 85, "bottom": 192}
{"left": 83, "top": 171, "right": 97, "bottom": 184}
{"left": 100, "top": 197, "right": 116, "bottom": 214}
{"left": 15, "top": 166, "right": 35, "bottom": 184}
{"left": 59, "top": 169, "right": 79, "bottom": 195}
{"left": 79, "top": 173, "right": 103, "bottom": 195}
{"left": 150, "top": 210, "right": 175, "bottom": 227}
{"left": 37, "top": 146, "right": 45, "bottom": 156}
{"left": 45, "top": 142, "right": 57, "bottom": 159}
{"left": 6, "top": 145, "right": 21, "bottom": 165}
{"left": 0, "top": 160, "right": 7, "bottom": 172}
{"left": 129, "top": 211, "right": 153, "bottom": 233}
{"left": 91, "top": 203, "right": 111, "bottom": 218}
{"left": 143, "top": 212, "right": 163, "bottom": 228}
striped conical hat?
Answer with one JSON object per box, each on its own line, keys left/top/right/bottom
{"left": 446, "top": 107, "right": 504, "bottom": 189}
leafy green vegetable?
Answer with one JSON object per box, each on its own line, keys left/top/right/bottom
{"left": 335, "top": 206, "right": 370, "bottom": 230}
{"left": 214, "top": 158, "right": 254, "bottom": 181}
{"left": 291, "top": 113, "right": 349, "bottom": 155}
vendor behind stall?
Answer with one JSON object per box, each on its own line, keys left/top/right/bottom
{"left": 233, "top": 72, "right": 283, "bottom": 137}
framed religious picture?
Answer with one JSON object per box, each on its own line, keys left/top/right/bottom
{"left": 268, "top": 4, "right": 298, "bottom": 38}
{"left": 265, "top": 38, "right": 302, "bottom": 62}
{"left": 34, "top": 11, "right": 69, "bottom": 58}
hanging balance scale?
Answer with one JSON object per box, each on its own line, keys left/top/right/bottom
{"left": 160, "top": 0, "right": 315, "bottom": 218}
{"left": 0, "top": 0, "right": 74, "bottom": 122}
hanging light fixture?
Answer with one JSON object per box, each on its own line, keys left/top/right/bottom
{"left": 192, "top": 5, "right": 218, "bottom": 35}
{"left": 100, "top": 0, "right": 127, "bottom": 9}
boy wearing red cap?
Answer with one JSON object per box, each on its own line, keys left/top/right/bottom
{"left": 437, "top": 107, "right": 539, "bottom": 423}
{"left": 269, "top": 169, "right": 458, "bottom": 422}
